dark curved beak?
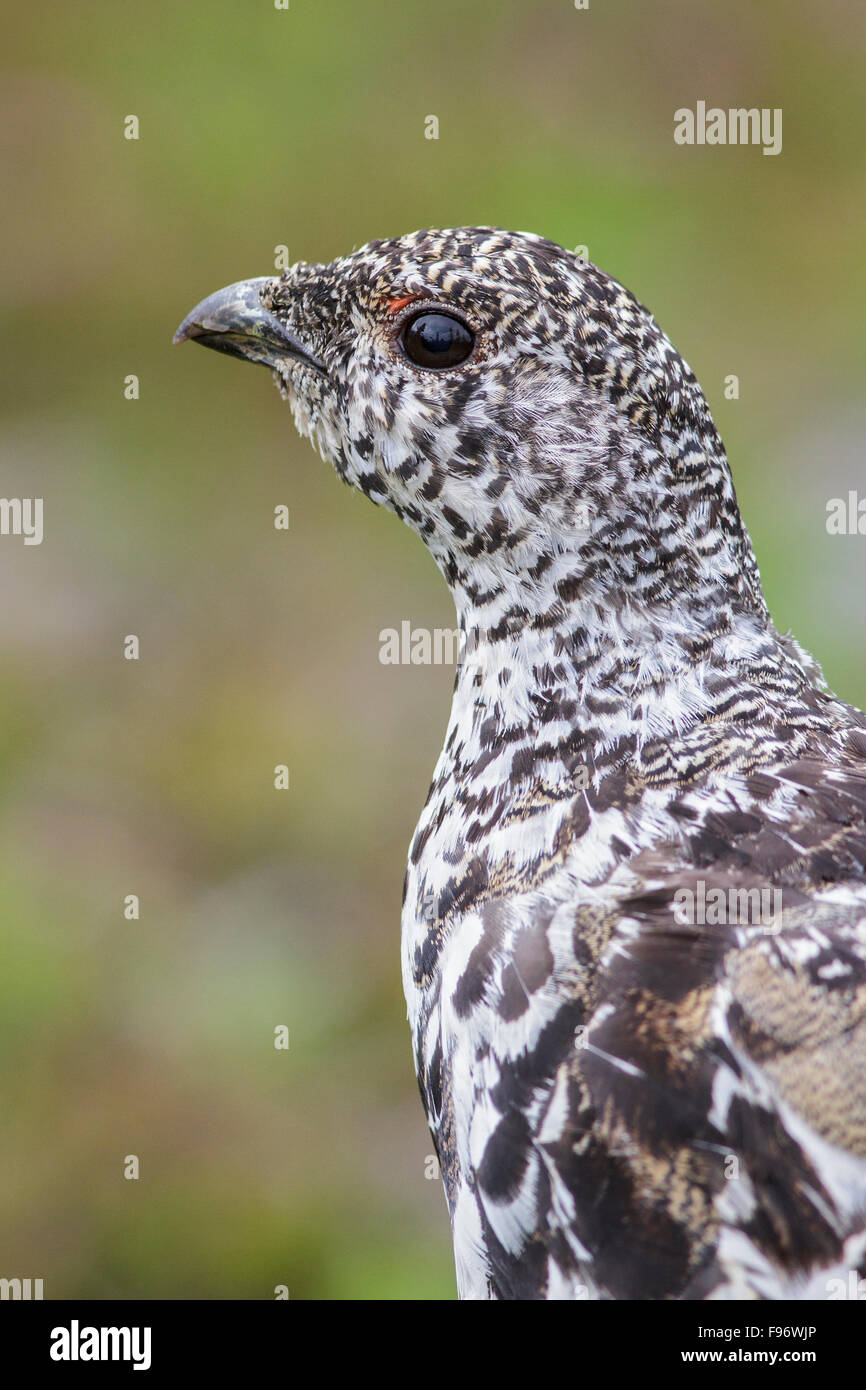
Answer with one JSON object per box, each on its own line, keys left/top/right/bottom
{"left": 173, "top": 277, "right": 327, "bottom": 376}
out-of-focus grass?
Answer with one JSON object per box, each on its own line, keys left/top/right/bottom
{"left": 0, "top": 0, "right": 863, "bottom": 1298}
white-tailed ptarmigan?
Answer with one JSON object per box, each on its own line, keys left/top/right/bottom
{"left": 175, "top": 228, "right": 866, "bottom": 1301}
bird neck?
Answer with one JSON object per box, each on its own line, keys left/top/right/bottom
{"left": 446, "top": 559, "right": 808, "bottom": 763}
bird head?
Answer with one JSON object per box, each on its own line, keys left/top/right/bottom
{"left": 175, "top": 227, "right": 765, "bottom": 632}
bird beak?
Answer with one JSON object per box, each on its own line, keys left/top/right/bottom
{"left": 173, "top": 277, "right": 328, "bottom": 376}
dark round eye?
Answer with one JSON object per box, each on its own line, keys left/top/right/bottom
{"left": 401, "top": 311, "right": 475, "bottom": 369}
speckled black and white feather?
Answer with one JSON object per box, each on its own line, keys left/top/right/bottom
{"left": 178, "top": 228, "right": 866, "bottom": 1300}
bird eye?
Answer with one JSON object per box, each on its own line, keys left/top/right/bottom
{"left": 401, "top": 311, "right": 475, "bottom": 369}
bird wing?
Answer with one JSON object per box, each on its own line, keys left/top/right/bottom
{"left": 429, "top": 753, "right": 866, "bottom": 1299}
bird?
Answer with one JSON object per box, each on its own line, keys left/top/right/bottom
{"left": 175, "top": 227, "right": 866, "bottom": 1300}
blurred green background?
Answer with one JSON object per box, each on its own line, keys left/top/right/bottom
{"left": 1, "top": 0, "right": 863, "bottom": 1299}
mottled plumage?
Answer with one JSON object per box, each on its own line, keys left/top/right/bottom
{"left": 176, "top": 228, "right": 866, "bottom": 1300}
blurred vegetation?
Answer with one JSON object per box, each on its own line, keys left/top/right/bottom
{"left": 0, "top": 0, "right": 863, "bottom": 1298}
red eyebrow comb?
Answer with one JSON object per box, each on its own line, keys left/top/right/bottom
{"left": 387, "top": 294, "right": 416, "bottom": 315}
